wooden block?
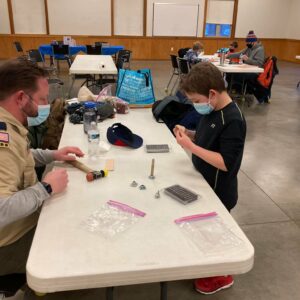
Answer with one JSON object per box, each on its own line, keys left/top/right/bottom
{"left": 105, "top": 159, "right": 115, "bottom": 171}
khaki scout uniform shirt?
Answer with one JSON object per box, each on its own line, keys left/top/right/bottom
{"left": 0, "top": 107, "right": 39, "bottom": 246}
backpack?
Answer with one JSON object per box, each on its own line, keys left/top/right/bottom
{"left": 152, "top": 95, "right": 201, "bottom": 134}
{"left": 257, "top": 56, "right": 278, "bottom": 89}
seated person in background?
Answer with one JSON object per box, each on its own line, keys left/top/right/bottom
{"left": 226, "top": 30, "right": 265, "bottom": 100}
{"left": 228, "top": 41, "right": 238, "bottom": 54}
{"left": 227, "top": 30, "right": 264, "bottom": 67}
{"left": 184, "top": 41, "right": 204, "bottom": 64}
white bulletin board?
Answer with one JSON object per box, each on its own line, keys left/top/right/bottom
{"left": 152, "top": 2, "right": 199, "bottom": 36}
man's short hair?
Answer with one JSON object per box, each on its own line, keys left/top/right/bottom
{"left": 180, "top": 62, "right": 225, "bottom": 97}
{"left": 0, "top": 58, "right": 48, "bottom": 101}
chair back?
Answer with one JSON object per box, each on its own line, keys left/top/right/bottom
{"left": 170, "top": 54, "right": 178, "bottom": 69}
{"left": 95, "top": 41, "right": 109, "bottom": 46}
{"left": 118, "top": 50, "right": 132, "bottom": 62}
{"left": 52, "top": 44, "right": 69, "bottom": 56}
{"left": 86, "top": 44, "right": 102, "bottom": 55}
{"left": 13, "top": 41, "right": 23, "bottom": 53}
{"left": 28, "top": 49, "right": 44, "bottom": 63}
{"left": 177, "top": 58, "right": 190, "bottom": 75}
{"left": 178, "top": 47, "right": 190, "bottom": 58}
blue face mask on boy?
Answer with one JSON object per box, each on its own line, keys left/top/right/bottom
{"left": 27, "top": 104, "right": 50, "bottom": 126}
{"left": 193, "top": 98, "right": 214, "bottom": 115}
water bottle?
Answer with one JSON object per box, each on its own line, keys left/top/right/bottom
{"left": 83, "top": 102, "right": 97, "bottom": 133}
{"left": 88, "top": 121, "right": 100, "bottom": 158}
{"left": 220, "top": 52, "right": 225, "bottom": 66}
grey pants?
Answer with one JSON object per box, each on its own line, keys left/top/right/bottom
{"left": 0, "top": 229, "right": 105, "bottom": 299}
{"left": 0, "top": 228, "right": 35, "bottom": 276}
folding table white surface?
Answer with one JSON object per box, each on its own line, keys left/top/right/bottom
{"left": 68, "top": 55, "right": 118, "bottom": 96}
{"left": 27, "top": 109, "right": 254, "bottom": 297}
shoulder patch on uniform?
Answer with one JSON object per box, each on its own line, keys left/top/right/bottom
{"left": 0, "top": 131, "right": 9, "bottom": 147}
{"left": 0, "top": 122, "right": 7, "bottom": 131}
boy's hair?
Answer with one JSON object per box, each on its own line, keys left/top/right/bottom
{"left": 230, "top": 41, "right": 238, "bottom": 48}
{"left": 0, "top": 58, "right": 48, "bottom": 101}
{"left": 180, "top": 62, "right": 225, "bottom": 97}
{"left": 192, "top": 42, "right": 204, "bottom": 51}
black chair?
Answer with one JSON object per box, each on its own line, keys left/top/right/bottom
{"left": 0, "top": 273, "right": 26, "bottom": 298}
{"left": 28, "top": 49, "right": 65, "bottom": 99}
{"left": 52, "top": 44, "right": 71, "bottom": 69}
{"left": 178, "top": 47, "right": 190, "bottom": 58}
{"left": 117, "top": 50, "right": 132, "bottom": 69}
{"left": 86, "top": 44, "right": 102, "bottom": 55}
{"left": 95, "top": 41, "right": 109, "bottom": 47}
{"left": 13, "top": 41, "right": 27, "bottom": 58}
{"left": 165, "top": 55, "right": 179, "bottom": 95}
{"left": 177, "top": 57, "right": 190, "bottom": 78}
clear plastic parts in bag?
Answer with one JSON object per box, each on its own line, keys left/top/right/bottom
{"left": 83, "top": 200, "right": 146, "bottom": 238}
{"left": 175, "top": 212, "right": 243, "bottom": 256}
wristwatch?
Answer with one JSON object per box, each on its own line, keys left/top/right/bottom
{"left": 41, "top": 182, "right": 52, "bottom": 195}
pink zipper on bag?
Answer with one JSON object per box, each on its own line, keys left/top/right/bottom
{"left": 174, "top": 212, "right": 217, "bottom": 224}
{"left": 107, "top": 200, "right": 146, "bottom": 217}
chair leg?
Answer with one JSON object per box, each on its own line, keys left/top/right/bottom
{"left": 170, "top": 76, "right": 179, "bottom": 95}
{"left": 297, "top": 81, "right": 300, "bottom": 88}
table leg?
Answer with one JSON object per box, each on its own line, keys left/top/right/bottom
{"left": 160, "top": 282, "right": 168, "bottom": 300}
{"left": 106, "top": 286, "right": 114, "bottom": 300}
{"left": 68, "top": 75, "right": 75, "bottom": 98}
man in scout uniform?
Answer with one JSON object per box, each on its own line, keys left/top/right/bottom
{"left": 0, "top": 59, "right": 84, "bottom": 290}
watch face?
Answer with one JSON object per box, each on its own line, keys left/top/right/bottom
{"left": 42, "top": 182, "right": 52, "bottom": 195}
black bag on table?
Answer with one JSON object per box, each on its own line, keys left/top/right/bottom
{"left": 152, "top": 95, "right": 201, "bottom": 134}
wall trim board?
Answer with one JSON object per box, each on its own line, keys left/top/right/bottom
{"left": 0, "top": 34, "right": 299, "bottom": 62}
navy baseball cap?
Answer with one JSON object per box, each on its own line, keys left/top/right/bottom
{"left": 106, "top": 123, "right": 143, "bottom": 149}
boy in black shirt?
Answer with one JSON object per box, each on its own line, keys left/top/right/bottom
{"left": 174, "top": 62, "right": 246, "bottom": 294}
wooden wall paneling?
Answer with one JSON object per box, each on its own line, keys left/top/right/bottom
{"left": 0, "top": 35, "right": 300, "bottom": 62}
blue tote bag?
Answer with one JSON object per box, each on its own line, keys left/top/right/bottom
{"left": 116, "top": 69, "right": 155, "bottom": 107}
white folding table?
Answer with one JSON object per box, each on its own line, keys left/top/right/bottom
{"left": 68, "top": 55, "right": 118, "bottom": 96}
{"left": 27, "top": 109, "right": 254, "bottom": 299}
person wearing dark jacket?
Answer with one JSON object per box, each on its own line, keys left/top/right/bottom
{"left": 174, "top": 62, "right": 246, "bottom": 295}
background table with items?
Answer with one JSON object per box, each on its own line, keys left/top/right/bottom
{"left": 68, "top": 55, "right": 118, "bottom": 96}
{"left": 26, "top": 109, "right": 254, "bottom": 299}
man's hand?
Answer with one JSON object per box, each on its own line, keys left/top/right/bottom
{"left": 175, "top": 130, "right": 194, "bottom": 150}
{"left": 53, "top": 146, "right": 84, "bottom": 162}
{"left": 241, "top": 54, "right": 248, "bottom": 61}
{"left": 43, "top": 168, "right": 68, "bottom": 195}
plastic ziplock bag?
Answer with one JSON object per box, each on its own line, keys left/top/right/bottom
{"left": 175, "top": 212, "right": 243, "bottom": 256}
{"left": 83, "top": 200, "right": 146, "bottom": 238}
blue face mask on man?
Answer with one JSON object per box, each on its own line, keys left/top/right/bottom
{"left": 27, "top": 104, "right": 50, "bottom": 126}
{"left": 193, "top": 98, "right": 214, "bottom": 115}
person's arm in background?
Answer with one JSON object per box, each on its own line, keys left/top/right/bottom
{"left": 244, "top": 46, "right": 265, "bottom": 67}
{"left": 226, "top": 48, "right": 246, "bottom": 59}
